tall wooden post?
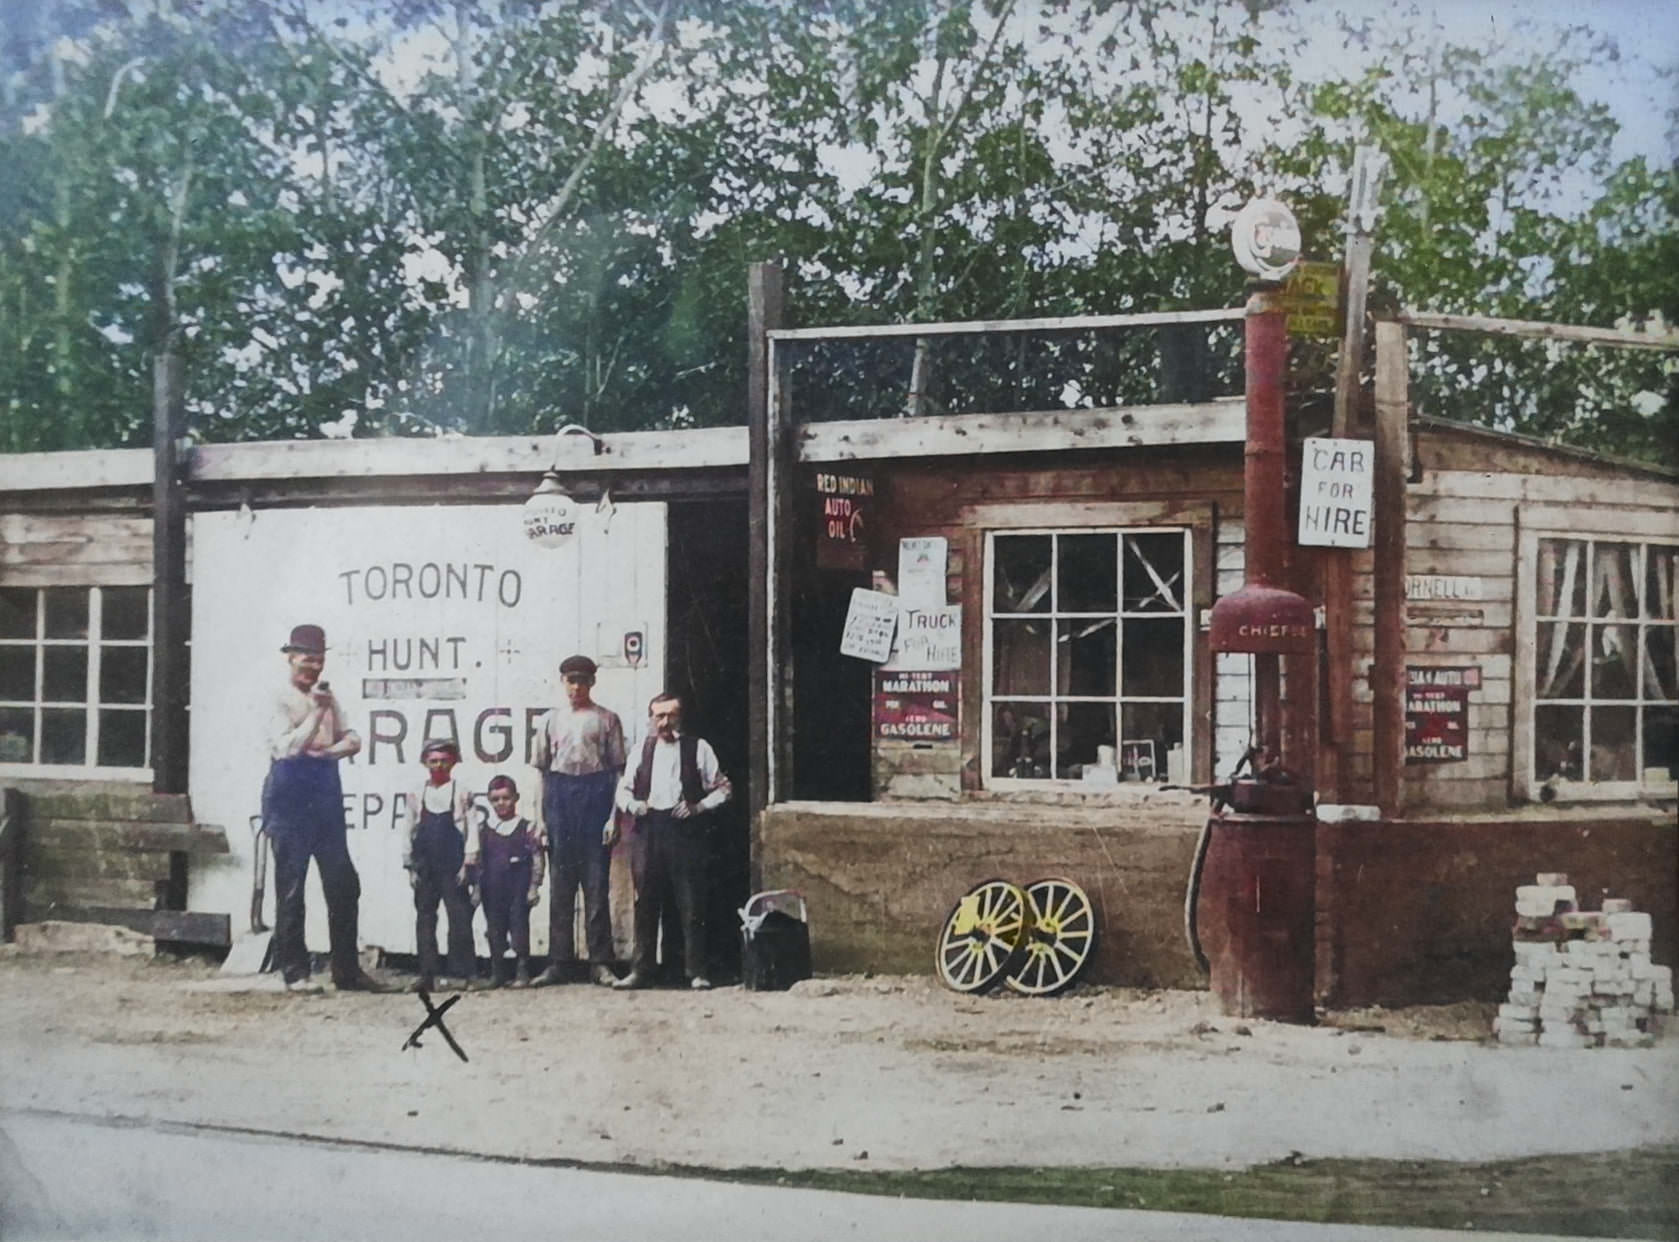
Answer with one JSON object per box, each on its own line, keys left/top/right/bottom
{"left": 747, "top": 262, "right": 787, "bottom": 889}
{"left": 1371, "top": 320, "right": 1409, "bottom": 815}
{"left": 1320, "top": 231, "right": 1373, "bottom": 802}
{"left": 150, "top": 350, "right": 190, "bottom": 795}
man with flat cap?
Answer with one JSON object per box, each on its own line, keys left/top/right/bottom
{"left": 263, "top": 624, "right": 385, "bottom": 993}
{"left": 531, "top": 654, "right": 626, "bottom": 986}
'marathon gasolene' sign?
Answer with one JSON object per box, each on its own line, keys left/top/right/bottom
{"left": 188, "top": 503, "right": 668, "bottom": 954}
{"left": 1404, "top": 665, "right": 1481, "bottom": 764}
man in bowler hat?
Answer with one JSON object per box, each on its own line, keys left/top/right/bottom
{"left": 262, "top": 624, "right": 385, "bottom": 992}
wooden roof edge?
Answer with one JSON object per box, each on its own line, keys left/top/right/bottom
{"left": 1414, "top": 415, "right": 1679, "bottom": 483}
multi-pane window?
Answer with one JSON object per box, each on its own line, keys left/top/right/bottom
{"left": 1533, "top": 538, "right": 1677, "bottom": 790}
{"left": 986, "top": 529, "right": 1190, "bottom": 785}
{"left": 0, "top": 586, "right": 153, "bottom": 770}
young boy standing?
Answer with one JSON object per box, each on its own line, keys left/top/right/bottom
{"left": 405, "top": 738, "right": 477, "bottom": 991}
{"left": 468, "top": 775, "right": 544, "bottom": 988}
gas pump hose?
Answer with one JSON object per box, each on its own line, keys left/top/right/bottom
{"left": 1183, "top": 814, "right": 1212, "bottom": 975}
{"left": 1179, "top": 744, "right": 1259, "bottom": 977}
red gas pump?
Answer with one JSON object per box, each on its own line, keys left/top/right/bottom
{"left": 1180, "top": 286, "right": 1319, "bottom": 1024}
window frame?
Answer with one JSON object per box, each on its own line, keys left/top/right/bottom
{"left": 1514, "top": 518, "right": 1678, "bottom": 804}
{"left": 0, "top": 584, "right": 155, "bottom": 779}
{"left": 982, "top": 524, "right": 1195, "bottom": 792}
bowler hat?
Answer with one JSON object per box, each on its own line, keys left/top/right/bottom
{"left": 281, "top": 624, "right": 328, "bottom": 654}
{"left": 559, "top": 654, "right": 597, "bottom": 678}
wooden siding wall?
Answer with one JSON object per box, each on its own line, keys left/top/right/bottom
{"left": 0, "top": 513, "right": 169, "bottom": 587}
{"left": 872, "top": 447, "right": 1245, "bottom": 791}
{"left": 1394, "top": 441, "right": 1679, "bottom": 811}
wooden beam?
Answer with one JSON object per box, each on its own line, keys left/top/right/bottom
{"left": 1399, "top": 310, "right": 1679, "bottom": 352}
{"left": 769, "top": 305, "right": 1244, "bottom": 342}
{"left": 189, "top": 425, "right": 748, "bottom": 483}
{"left": 1371, "top": 321, "right": 1410, "bottom": 815}
{"left": 747, "top": 262, "right": 787, "bottom": 882}
{"left": 0, "top": 788, "right": 20, "bottom": 940}
{"left": 0, "top": 430, "right": 751, "bottom": 494}
{"left": 186, "top": 467, "right": 747, "bottom": 512}
{"left": 25, "top": 904, "right": 231, "bottom": 947}
{"left": 151, "top": 352, "right": 190, "bottom": 795}
{"left": 26, "top": 818, "right": 229, "bottom": 854}
{"left": 797, "top": 399, "right": 1245, "bottom": 463}
{"left": 1322, "top": 227, "right": 1377, "bottom": 802}
{"left": 0, "top": 448, "right": 151, "bottom": 493}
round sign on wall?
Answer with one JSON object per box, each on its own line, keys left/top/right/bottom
{"left": 1230, "top": 197, "right": 1302, "bottom": 283}
{"left": 523, "top": 475, "right": 580, "bottom": 548}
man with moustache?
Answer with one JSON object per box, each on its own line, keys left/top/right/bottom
{"left": 613, "top": 691, "right": 732, "bottom": 991}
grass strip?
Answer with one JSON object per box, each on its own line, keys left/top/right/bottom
{"left": 716, "top": 1147, "right": 1679, "bottom": 1239}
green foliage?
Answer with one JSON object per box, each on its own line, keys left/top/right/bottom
{"left": 0, "top": 0, "right": 1671, "bottom": 465}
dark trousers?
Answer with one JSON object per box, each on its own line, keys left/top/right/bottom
{"left": 543, "top": 771, "right": 616, "bottom": 964}
{"left": 414, "top": 863, "right": 475, "bottom": 982}
{"left": 483, "top": 859, "right": 533, "bottom": 960}
{"left": 630, "top": 809, "right": 708, "bottom": 981}
{"left": 270, "top": 827, "right": 361, "bottom": 986}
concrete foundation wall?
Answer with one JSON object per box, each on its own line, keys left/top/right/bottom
{"left": 1318, "top": 814, "right": 1678, "bottom": 1008}
{"left": 761, "top": 800, "right": 1677, "bottom": 1007}
{"left": 759, "top": 797, "right": 1208, "bottom": 987}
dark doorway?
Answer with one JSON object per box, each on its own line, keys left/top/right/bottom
{"left": 790, "top": 572, "right": 873, "bottom": 801}
{"left": 665, "top": 496, "right": 750, "bottom": 980}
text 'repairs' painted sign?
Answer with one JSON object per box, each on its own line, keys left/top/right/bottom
{"left": 1405, "top": 665, "right": 1480, "bottom": 763}
{"left": 813, "top": 471, "right": 872, "bottom": 571}
{"left": 873, "top": 669, "right": 958, "bottom": 742}
{"left": 1298, "top": 436, "right": 1373, "bottom": 548}
{"left": 188, "top": 503, "right": 668, "bottom": 954}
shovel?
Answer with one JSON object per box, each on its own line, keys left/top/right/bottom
{"left": 219, "top": 813, "right": 275, "bottom": 976}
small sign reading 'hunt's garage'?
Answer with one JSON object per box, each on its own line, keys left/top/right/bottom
{"left": 1405, "top": 665, "right": 1481, "bottom": 763}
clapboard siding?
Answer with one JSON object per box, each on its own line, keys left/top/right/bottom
{"left": 1398, "top": 452, "right": 1679, "bottom": 812}
{"left": 0, "top": 514, "right": 158, "bottom": 586}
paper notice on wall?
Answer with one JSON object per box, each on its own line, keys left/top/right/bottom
{"left": 839, "top": 588, "right": 900, "bottom": 662}
{"left": 898, "top": 537, "right": 948, "bottom": 609}
{"left": 881, "top": 604, "right": 961, "bottom": 671}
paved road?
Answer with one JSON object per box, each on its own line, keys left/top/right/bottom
{"left": 0, "top": 1109, "right": 1617, "bottom": 1242}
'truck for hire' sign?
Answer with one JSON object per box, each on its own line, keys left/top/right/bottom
{"left": 189, "top": 503, "right": 668, "bottom": 955}
{"left": 1405, "top": 665, "right": 1481, "bottom": 764}
{"left": 1298, "top": 436, "right": 1373, "bottom": 548}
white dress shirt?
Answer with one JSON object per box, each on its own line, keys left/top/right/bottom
{"left": 615, "top": 733, "right": 732, "bottom": 814}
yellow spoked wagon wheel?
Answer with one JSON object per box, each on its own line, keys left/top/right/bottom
{"left": 1005, "top": 877, "right": 1097, "bottom": 996}
{"left": 935, "top": 879, "right": 1032, "bottom": 994}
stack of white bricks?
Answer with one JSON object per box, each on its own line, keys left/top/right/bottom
{"left": 1493, "top": 874, "right": 1673, "bottom": 1049}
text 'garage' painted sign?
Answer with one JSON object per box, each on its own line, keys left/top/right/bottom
{"left": 1298, "top": 436, "right": 1373, "bottom": 548}
{"left": 189, "top": 502, "right": 667, "bottom": 954}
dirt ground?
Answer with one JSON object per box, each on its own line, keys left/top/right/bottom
{"left": 2, "top": 947, "right": 1676, "bottom": 1176}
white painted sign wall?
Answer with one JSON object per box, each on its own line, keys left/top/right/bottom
{"left": 188, "top": 502, "right": 667, "bottom": 955}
